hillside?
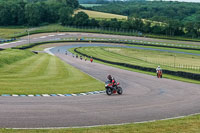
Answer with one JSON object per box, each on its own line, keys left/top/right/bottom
{"left": 91, "top": 1, "right": 200, "bottom": 23}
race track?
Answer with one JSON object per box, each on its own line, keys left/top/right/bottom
{"left": 0, "top": 34, "right": 200, "bottom": 128}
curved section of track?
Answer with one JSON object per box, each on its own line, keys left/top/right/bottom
{"left": 0, "top": 35, "right": 200, "bottom": 128}
{"left": 50, "top": 43, "right": 200, "bottom": 56}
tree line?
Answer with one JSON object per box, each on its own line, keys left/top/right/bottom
{"left": 1, "top": 0, "right": 200, "bottom": 38}
{"left": 91, "top": 1, "right": 200, "bottom": 23}
{"left": 60, "top": 11, "right": 200, "bottom": 38}
{"left": 0, "top": 0, "right": 79, "bottom": 26}
{"left": 88, "top": 1, "right": 200, "bottom": 38}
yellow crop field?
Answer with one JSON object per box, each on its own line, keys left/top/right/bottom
{"left": 75, "top": 9, "right": 128, "bottom": 20}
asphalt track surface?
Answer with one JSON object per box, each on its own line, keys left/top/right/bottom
{"left": 0, "top": 33, "right": 200, "bottom": 128}
{"left": 51, "top": 43, "right": 200, "bottom": 56}
{"left": 1, "top": 32, "right": 200, "bottom": 49}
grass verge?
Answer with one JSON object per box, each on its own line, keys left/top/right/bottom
{"left": 0, "top": 49, "right": 103, "bottom": 94}
{"left": 0, "top": 49, "right": 34, "bottom": 67}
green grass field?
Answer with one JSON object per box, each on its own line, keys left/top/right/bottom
{"left": 0, "top": 27, "right": 27, "bottom": 39}
{"left": 0, "top": 49, "right": 34, "bottom": 67}
{"left": 1, "top": 114, "right": 200, "bottom": 133}
{"left": 0, "top": 49, "right": 103, "bottom": 94}
{"left": 74, "top": 47, "right": 200, "bottom": 74}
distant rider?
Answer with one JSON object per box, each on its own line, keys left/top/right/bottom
{"left": 107, "top": 75, "right": 116, "bottom": 88}
{"left": 90, "top": 57, "right": 93, "bottom": 63}
{"left": 156, "top": 66, "right": 162, "bottom": 77}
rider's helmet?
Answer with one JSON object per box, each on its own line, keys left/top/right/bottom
{"left": 107, "top": 75, "right": 112, "bottom": 80}
{"left": 158, "top": 66, "right": 160, "bottom": 68}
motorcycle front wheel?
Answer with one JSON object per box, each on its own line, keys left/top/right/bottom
{"left": 106, "top": 88, "right": 112, "bottom": 95}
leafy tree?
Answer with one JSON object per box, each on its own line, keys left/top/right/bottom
{"left": 51, "top": 0, "right": 79, "bottom": 8}
{"left": 185, "top": 22, "right": 198, "bottom": 38}
{"left": 165, "top": 20, "right": 183, "bottom": 36}
{"left": 99, "top": 20, "right": 109, "bottom": 28}
{"left": 73, "top": 11, "right": 89, "bottom": 26}
{"left": 88, "top": 18, "right": 99, "bottom": 27}
{"left": 194, "top": 22, "right": 200, "bottom": 38}
{"left": 0, "top": 1, "right": 26, "bottom": 26}
{"left": 59, "top": 6, "right": 73, "bottom": 26}
{"left": 46, "top": 1, "right": 63, "bottom": 23}
{"left": 25, "top": 3, "right": 43, "bottom": 26}
{"left": 128, "top": 18, "right": 144, "bottom": 31}
{"left": 108, "top": 18, "right": 121, "bottom": 29}
{"left": 143, "top": 21, "right": 151, "bottom": 33}
{"left": 152, "top": 24, "right": 164, "bottom": 34}
{"left": 16, "top": 1, "right": 26, "bottom": 25}
{"left": 65, "top": 0, "right": 79, "bottom": 9}
{"left": 0, "top": 2, "right": 12, "bottom": 25}
{"left": 121, "top": 21, "right": 130, "bottom": 29}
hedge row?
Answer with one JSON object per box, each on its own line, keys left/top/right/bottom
{"left": 74, "top": 47, "right": 200, "bottom": 81}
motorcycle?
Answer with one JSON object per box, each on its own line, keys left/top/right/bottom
{"left": 157, "top": 70, "right": 162, "bottom": 78}
{"left": 90, "top": 58, "right": 93, "bottom": 63}
{"left": 105, "top": 81, "right": 123, "bottom": 95}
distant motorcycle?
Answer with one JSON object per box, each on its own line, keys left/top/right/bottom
{"left": 157, "top": 70, "right": 162, "bottom": 78}
{"left": 90, "top": 58, "right": 93, "bottom": 63}
{"left": 105, "top": 81, "right": 123, "bottom": 95}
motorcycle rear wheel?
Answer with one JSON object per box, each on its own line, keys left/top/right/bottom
{"left": 117, "top": 87, "right": 123, "bottom": 95}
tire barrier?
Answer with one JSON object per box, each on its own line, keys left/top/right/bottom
{"left": 0, "top": 38, "right": 16, "bottom": 44}
{"left": 0, "top": 48, "right": 4, "bottom": 51}
{"left": 31, "top": 51, "right": 38, "bottom": 54}
{"left": 74, "top": 47, "right": 200, "bottom": 81}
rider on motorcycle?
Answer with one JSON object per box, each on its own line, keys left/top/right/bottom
{"left": 156, "top": 66, "right": 162, "bottom": 76}
{"left": 107, "top": 75, "right": 116, "bottom": 88}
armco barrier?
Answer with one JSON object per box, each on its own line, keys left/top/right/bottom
{"left": 74, "top": 47, "right": 200, "bottom": 81}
